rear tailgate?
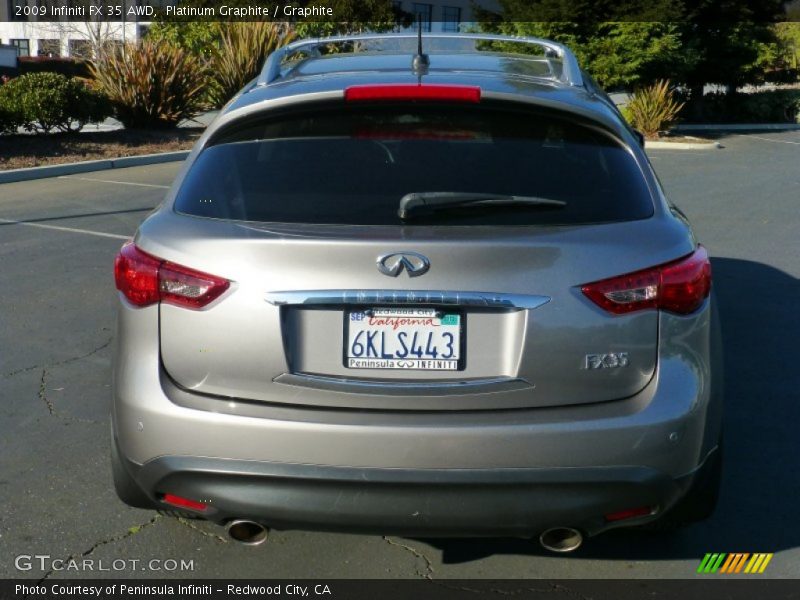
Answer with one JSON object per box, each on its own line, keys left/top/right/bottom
{"left": 149, "top": 217, "right": 694, "bottom": 411}
{"left": 150, "top": 99, "right": 686, "bottom": 411}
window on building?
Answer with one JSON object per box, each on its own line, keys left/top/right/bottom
{"left": 11, "top": 39, "right": 30, "bottom": 57}
{"left": 68, "top": 39, "right": 92, "bottom": 60}
{"left": 37, "top": 39, "right": 60, "bottom": 57}
{"left": 412, "top": 3, "right": 432, "bottom": 32}
{"left": 442, "top": 6, "right": 462, "bottom": 32}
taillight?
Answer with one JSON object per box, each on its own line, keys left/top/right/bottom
{"left": 114, "top": 242, "right": 230, "bottom": 309}
{"left": 344, "top": 84, "right": 481, "bottom": 103}
{"left": 581, "top": 246, "right": 711, "bottom": 315}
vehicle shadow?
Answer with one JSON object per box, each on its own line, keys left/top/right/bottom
{"left": 415, "top": 257, "right": 800, "bottom": 562}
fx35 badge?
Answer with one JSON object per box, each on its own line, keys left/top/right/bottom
{"left": 584, "top": 352, "right": 629, "bottom": 369}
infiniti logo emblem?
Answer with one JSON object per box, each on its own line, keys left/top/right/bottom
{"left": 376, "top": 252, "right": 430, "bottom": 277}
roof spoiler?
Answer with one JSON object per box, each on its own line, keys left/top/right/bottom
{"left": 257, "top": 33, "right": 584, "bottom": 89}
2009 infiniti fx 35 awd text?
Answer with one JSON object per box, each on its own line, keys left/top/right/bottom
{"left": 111, "top": 33, "right": 722, "bottom": 551}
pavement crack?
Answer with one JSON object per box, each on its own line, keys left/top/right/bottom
{"left": 3, "top": 337, "right": 112, "bottom": 380}
{"left": 383, "top": 536, "right": 434, "bottom": 580}
{"left": 38, "top": 369, "right": 54, "bottom": 415}
{"left": 34, "top": 367, "right": 99, "bottom": 424}
{"left": 36, "top": 514, "right": 162, "bottom": 584}
{"left": 176, "top": 517, "right": 229, "bottom": 544}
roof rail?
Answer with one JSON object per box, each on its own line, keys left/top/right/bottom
{"left": 257, "top": 33, "right": 584, "bottom": 88}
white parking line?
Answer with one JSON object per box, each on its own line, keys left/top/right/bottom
{"left": 0, "top": 218, "right": 129, "bottom": 240}
{"left": 736, "top": 134, "right": 800, "bottom": 145}
{"left": 58, "top": 176, "right": 171, "bottom": 189}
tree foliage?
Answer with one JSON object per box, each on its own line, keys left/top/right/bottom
{"left": 148, "top": 0, "right": 408, "bottom": 54}
{"left": 477, "top": 1, "right": 686, "bottom": 89}
{"left": 206, "top": 23, "right": 297, "bottom": 107}
{"left": 677, "top": 0, "right": 785, "bottom": 91}
{"left": 771, "top": 23, "right": 800, "bottom": 74}
{"left": 147, "top": 21, "right": 223, "bottom": 59}
{"left": 478, "top": 0, "right": 790, "bottom": 91}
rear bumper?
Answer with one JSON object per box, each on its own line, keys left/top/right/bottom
{"left": 112, "top": 299, "right": 722, "bottom": 536}
{"left": 119, "top": 451, "right": 716, "bottom": 537}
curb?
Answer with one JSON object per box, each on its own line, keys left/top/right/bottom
{"left": 675, "top": 123, "right": 800, "bottom": 132}
{"left": 646, "top": 140, "right": 722, "bottom": 150}
{"left": 0, "top": 151, "right": 190, "bottom": 185}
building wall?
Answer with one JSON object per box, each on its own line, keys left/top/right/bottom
{"left": 0, "top": 21, "right": 144, "bottom": 57}
{"left": 1, "top": 0, "right": 503, "bottom": 58}
{"left": 394, "top": 0, "right": 501, "bottom": 33}
{"left": 1, "top": 0, "right": 146, "bottom": 58}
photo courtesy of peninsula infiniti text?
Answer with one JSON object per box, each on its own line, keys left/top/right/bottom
{"left": 111, "top": 32, "right": 723, "bottom": 551}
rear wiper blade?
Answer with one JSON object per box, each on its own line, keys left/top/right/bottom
{"left": 398, "top": 192, "right": 567, "bottom": 220}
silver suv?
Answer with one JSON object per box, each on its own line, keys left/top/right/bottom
{"left": 111, "top": 33, "right": 722, "bottom": 551}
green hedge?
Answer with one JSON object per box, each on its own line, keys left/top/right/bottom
{"left": 0, "top": 72, "right": 112, "bottom": 134}
{"left": 683, "top": 89, "right": 800, "bottom": 123}
{"left": 18, "top": 56, "right": 92, "bottom": 79}
{"left": 0, "top": 106, "right": 16, "bottom": 135}
{"left": 0, "top": 77, "right": 18, "bottom": 134}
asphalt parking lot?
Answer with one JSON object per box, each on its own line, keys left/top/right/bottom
{"left": 1, "top": 131, "right": 798, "bottom": 580}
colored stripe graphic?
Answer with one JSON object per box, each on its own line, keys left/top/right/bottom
{"left": 744, "top": 553, "right": 774, "bottom": 574}
{"left": 720, "top": 553, "right": 750, "bottom": 573}
{"left": 734, "top": 553, "right": 750, "bottom": 573}
{"left": 698, "top": 553, "right": 728, "bottom": 573}
{"left": 700, "top": 553, "right": 773, "bottom": 574}
{"left": 759, "top": 554, "right": 774, "bottom": 573}
{"left": 719, "top": 553, "right": 736, "bottom": 573}
{"left": 697, "top": 553, "right": 714, "bottom": 573}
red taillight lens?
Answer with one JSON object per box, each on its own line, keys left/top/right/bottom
{"left": 581, "top": 246, "right": 711, "bottom": 315}
{"left": 344, "top": 84, "right": 481, "bottom": 103}
{"left": 114, "top": 242, "right": 230, "bottom": 309}
{"left": 114, "top": 242, "right": 160, "bottom": 307}
{"left": 659, "top": 247, "right": 712, "bottom": 314}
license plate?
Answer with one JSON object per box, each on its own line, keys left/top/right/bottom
{"left": 345, "top": 308, "right": 463, "bottom": 370}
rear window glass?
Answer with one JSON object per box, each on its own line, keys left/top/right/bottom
{"left": 174, "top": 104, "right": 654, "bottom": 226}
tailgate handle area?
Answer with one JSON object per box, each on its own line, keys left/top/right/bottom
{"left": 265, "top": 290, "right": 550, "bottom": 310}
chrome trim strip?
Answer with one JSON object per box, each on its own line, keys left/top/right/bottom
{"left": 265, "top": 290, "right": 550, "bottom": 310}
{"left": 273, "top": 373, "right": 534, "bottom": 397}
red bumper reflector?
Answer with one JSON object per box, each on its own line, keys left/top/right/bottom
{"left": 604, "top": 506, "right": 654, "bottom": 522}
{"left": 162, "top": 493, "right": 208, "bottom": 512}
{"left": 344, "top": 84, "right": 481, "bottom": 103}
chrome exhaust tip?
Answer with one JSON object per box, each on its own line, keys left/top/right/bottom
{"left": 539, "top": 527, "right": 583, "bottom": 553}
{"left": 226, "top": 520, "right": 269, "bottom": 546}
